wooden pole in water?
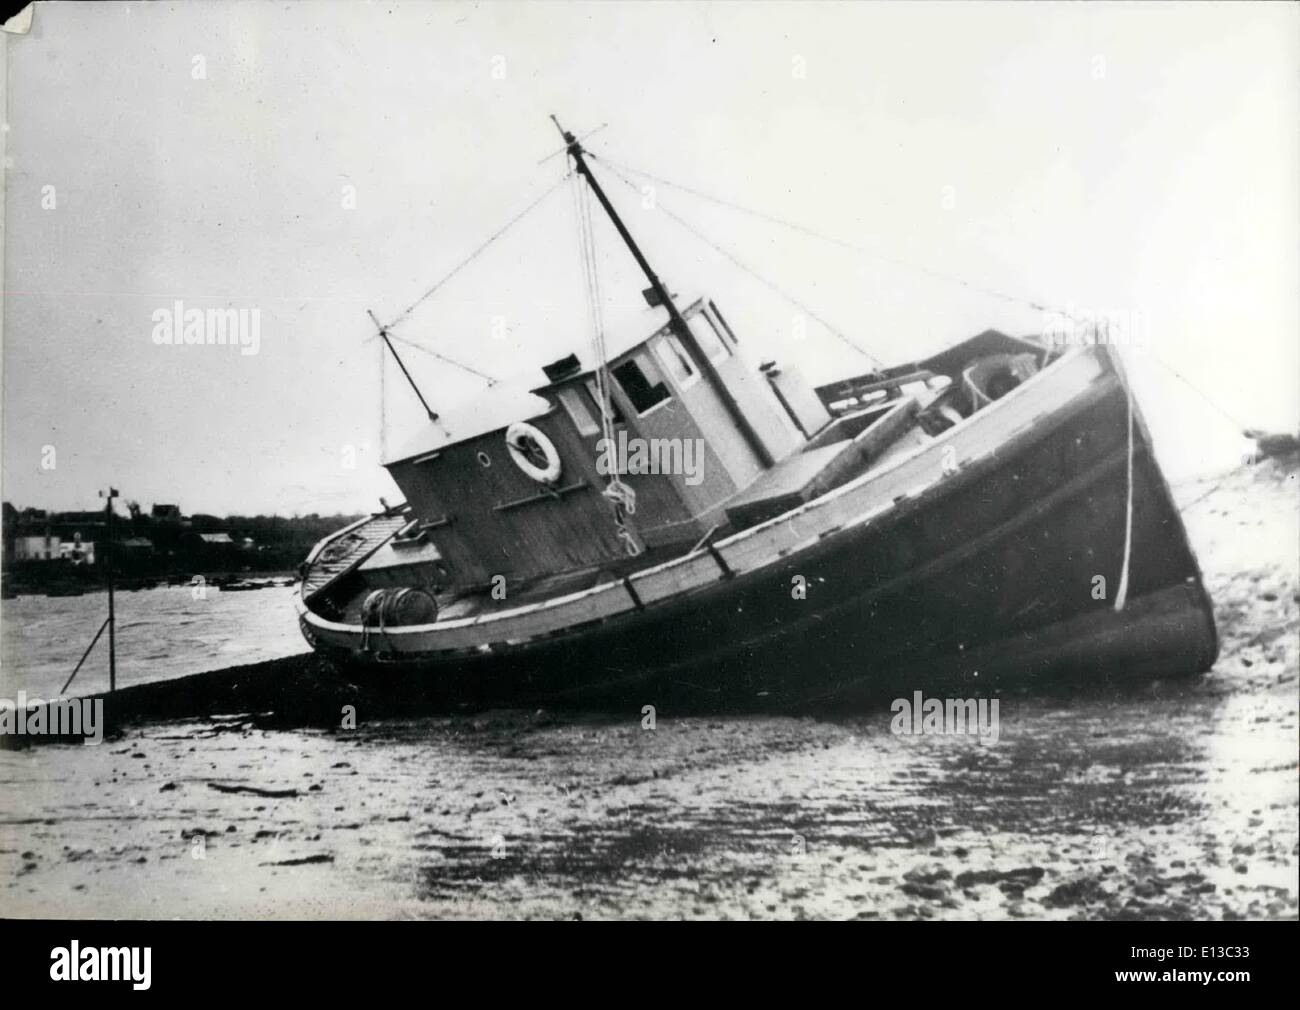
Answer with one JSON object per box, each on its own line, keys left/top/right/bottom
{"left": 101, "top": 486, "right": 118, "bottom": 693}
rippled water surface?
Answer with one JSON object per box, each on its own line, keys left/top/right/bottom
{"left": 0, "top": 585, "right": 304, "bottom": 699}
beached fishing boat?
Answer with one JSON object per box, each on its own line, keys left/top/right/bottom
{"left": 296, "top": 120, "right": 1216, "bottom": 709}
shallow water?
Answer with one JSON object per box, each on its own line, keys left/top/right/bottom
{"left": 0, "top": 585, "right": 305, "bottom": 699}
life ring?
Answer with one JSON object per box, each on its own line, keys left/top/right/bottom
{"left": 505, "top": 421, "right": 562, "bottom": 484}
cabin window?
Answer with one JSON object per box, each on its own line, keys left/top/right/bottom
{"left": 707, "top": 301, "right": 739, "bottom": 345}
{"left": 612, "top": 355, "right": 671, "bottom": 416}
{"left": 584, "top": 378, "right": 626, "bottom": 425}
{"left": 557, "top": 386, "right": 600, "bottom": 437}
{"left": 690, "top": 312, "right": 730, "bottom": 363}
{"left": 654, "top": 334, "right": 700, "bottom": 390}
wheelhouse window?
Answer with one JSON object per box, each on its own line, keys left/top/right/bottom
{"left": 690, "top": 312, "right": 730, "bottom": 363}
{"left": 584, "top": 378, "right": 626, "bottom": 424}
{"left": 707, "top": 301, "right": 739, "bottom": 344}
{"left": 612, "top": 355, "right": 671, "bottom": 415}
{"left": 653, "top": 334, "right": 699, "bottom": 390}
{"left": 557, "top": 386, "right": 600, "bottom": 437}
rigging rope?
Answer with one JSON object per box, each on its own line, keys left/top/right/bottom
{"left": 591, "top": 150, "right": 1270, "bottom": 443}
{"left": 1143, "top": 349, "right": 1250, "bottom": 434}
{"left": 366, "top": 172, "right": 571, "bottom": 426}
{"left": 375, "top": 146, "right": 1254, "bottom": 447}
{"left": 1177, "top": 475, "right": 1230, "bottom": 515}
{"left": 590, "top": 155, "right": 883, "bottom": 369}
{"left": 367, "top": 143, "right": 1259, "bottom": 531}
{"left": 589, "top": 150, "right": 1061, "bottom": 320}
{"left": 385, "top": 331, "right": 498, "bottom": 386}
{"left": 569, "top": 167, "right": 639, "bottom": 554}
{"left": 383, "top": 173, "right": 570, "bottom": 331}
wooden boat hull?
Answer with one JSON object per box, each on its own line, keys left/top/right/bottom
{"left": 297, "top": 346, "right": 1217, "bottom": 710}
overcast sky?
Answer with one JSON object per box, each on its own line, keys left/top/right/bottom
{"left": 2, "top": 1, "right": 1296, "bottom": 516}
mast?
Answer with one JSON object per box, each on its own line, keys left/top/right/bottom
{"left": 367, "top": 309, "right": 439, "bottom": 423}
{"left": 551, "top": 116, "right": 774, "bottom": 468}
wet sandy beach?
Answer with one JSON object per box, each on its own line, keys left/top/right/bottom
{"left": 2, "top": 459, "right": 1296, "bottom": 919}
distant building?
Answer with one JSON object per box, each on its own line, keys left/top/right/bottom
{"left": 10, "top": 533, "right": 95, "bottom": 564}
{"left": 14, "top": 534, "right": 58, "bottom": 561}
{"left": 181, "top": 531, "right": 237, "bottom": 554}
{"left": 177, "top": 530, "right": 239, "bottom": 569}
{"left": 151, "top": 504, "right": 183, "bottom": 523}
{"left": 59, "top": 540, "right": 96, "bottom": 565}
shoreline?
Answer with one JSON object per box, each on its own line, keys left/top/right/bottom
{"left": 3, "top": 456, "right": 1296, "bottom": 738}
{"left": 1, "top": 457, "right": 1295, "bottom": 920}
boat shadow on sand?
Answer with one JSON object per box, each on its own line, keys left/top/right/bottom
{"left": 4, "top": 649, "right": 1213, "bottom": 747}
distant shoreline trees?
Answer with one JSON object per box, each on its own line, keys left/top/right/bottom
{"left": 1, "top": 503, "right": 364, "bottom": 593}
